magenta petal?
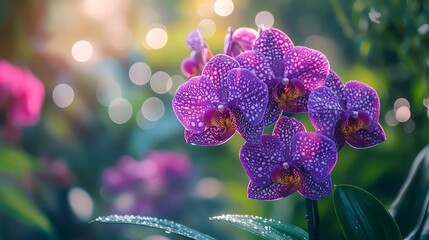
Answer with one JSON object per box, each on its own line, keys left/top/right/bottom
{"left": 324, "top": 70, "right": 345, "bottom": 103}
{"left": 344, "top": 80, "right": 380, "bottom": 122}
{"left": 273, "top": 116, "right": 306, "bottom": 155}
{"left": 345, "top": 122, "right": 386, "bottom": 149}
{"left": 253, "top": 28, "right": 294, "bottom": 77}
{"left": 283, "top": 46, "right": 329, "bottom": 91}
{"left": 227, "top": 68, "right": 268, "bottom": 125}
{"left": 224, "top": 27, "right": 258, "bottom": 57}
{"left": 235, "top": 50, "right": 276, "bottom": 84}
{"left": 290, "top": 132, "right": 337, "bottom": 182}
{"left": 233, "top": 109, "right": 264, "bottom": 144}
{"left": 248, "top": 181, "right": 297, "bottom": 200}
{"left": 308, "top": 86, "right": 344, "bottom": 139}
{"left": 239, "top": 135, "right": 284, "bottom": 187}
{"left": 184, "top": 129, "right": 231, "bottom": 146}
{"left": 298, "top": 173, "right": 332, "bottom": 200}
{"left": 172, "top": 76, "right": 216, "bottom": 132}
{"left": 186, "top": 29, "right": 205, "bottom": 51}
{"left": 202, "top": 54, "right": 240, "bottom": 101}
{"left": 333, "top": 126, "right": 346, "bottom": 150}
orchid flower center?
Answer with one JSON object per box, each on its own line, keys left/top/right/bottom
{"left": 340, "top": 110, "right": 371, "bottom": 135}
{"left": 203, "top": 105, "right": 236, "bottom": 141}
{"left": 273, "top": 77, "right": 306, "bottom": 110}
{"left": 271, "top": 163, "right": 302, "bottom": 189}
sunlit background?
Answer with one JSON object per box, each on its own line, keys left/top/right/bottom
{"left": 0, "top": 0, "right": 428, "bottom": 239}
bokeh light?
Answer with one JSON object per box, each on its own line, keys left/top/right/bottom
{"left": 194, "top": 177, "right": 222, "bottom": 199}
{"left": 385, "top": 109, "right": 398, "bottom": 127}
{"left": 198, "top": 19, "right": 217, "bottom": 37}
{"left": 214, "top": 0, "right": 234, "bottom": 17}
{"left": 71, "top": 40, "right": 93, "bottom": 62}
{"left": 129, "top": 62, "right": 152, "bottom": 86}
{"left": 136, "top": 109, "right": 157, "bottom": 129}
{"left": 146, "top": 27, "right": 168, "bottom": 49}
{"left": 404, "top": 119, "right": 415, "bottom": 133}
{"left": 395, "top": 106, "right": 411, "bottom": 123}
{"left": 150, "top": 71, "right": 172, "bottom": 94}
{"left": 96, "top": 77, "right": 122, "bottom": 107}
{"left": 53, "top": 84, "right": 75, "bottom": 108}
{"left": 197, "top": 2, "right": 214, "bottom": 18}
{"left": 68, "top": 187, "right": 94, "bottom": 221}
{"left": 394, "top": 97, "right": 410, "bottom": 111}
{"left": 168, "top": 75, "right": 186, "bottom": 95}
{"left": 106, "top": 24, "right": 133, "bottom": 50}
{"left": 255, "top": 11, "right": 274, "bottom": 28}
{"left": 141, "top": 97, "right": 165, "bottom": 121}
{"left": 108, "top": 98, "right": 133, "bottom": 124}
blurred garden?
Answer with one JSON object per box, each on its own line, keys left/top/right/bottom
{"left": 0, "top": 0, "right": 428, "bottom": 239}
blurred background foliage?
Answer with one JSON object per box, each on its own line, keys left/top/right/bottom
{"left": 0, "top": 0, "right": 427, "bottom": 239}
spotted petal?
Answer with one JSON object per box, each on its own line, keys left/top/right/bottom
{"left": 281, "top": 94, "right": 310, "bottom": 113}
{"left": 253, "top": 28, "right": 294, "bottom": 77}
{"left": 202, "top": 54, "right": 240, "bottom": 102}
{"left": 235, "top": 50, "right": 276, "bottom": 85}
{"left": 224, "top": 27, "right": 258, "bottom": 57}
{"left": 344, "top": 80, "right": 380, "bottom": 122}
{"left": 184, "top": 129, "right": 231, "bottom": 146}
{"left": 298, "top": 173, "right": 332, "bottom": 200}
{"left": 283, "top": 46, "right": 329, "bottom": 91}
{"left": 227, "top": 68, "right": 268, "bottom": 125}
{"left": 263, "top": 86, "right": 282, "bottom": 125}
{"left": 172, "top": 76, "right": 216, "bottom": 132}
{"left": 345, "top": 122, "right": 386, "bottom": 149}
{"left": 240, "top": 135, "right": 284, "bottom": 187}
{"left": 290, "top": 132, "right": 337, "bottom": 182}
{"left": 273, "top": 116, "right": 306, "bottom": 156}
{"left": 308, "top": 86, "right": 344, "bottom": 139}
{"left": 324, "top": 70, "right": 345, "bottom": 105}
{"left": 248, "top": 181, "right": 297, "bottom": 200}
{"left": 233, "top": 108, "right": 264, "bottom": 144}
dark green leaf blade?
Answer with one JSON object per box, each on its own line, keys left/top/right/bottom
{"left": 90, "top": 215, "right": 216, "bottom": 240}
{"left": 210, "top": 214, "right": 308, "bottom": 240}
{"left": 0, "top": 183, "right": 55, "bottom": 239}
{"left": 389, "top": 145, "right": 429, "bottom": 239}
{"left": 334, "top": 185, "right": 401, "bottom": 240}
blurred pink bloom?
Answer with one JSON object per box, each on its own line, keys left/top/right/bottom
{"left": 102, "top": 151, "right": 192, "bottom": 216}
{"left": 0, "top": 60, "right": 45, "bottom": 127}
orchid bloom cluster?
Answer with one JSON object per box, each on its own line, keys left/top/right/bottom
{"left": 173, "top": 27, "right": 386, "bottom": 201}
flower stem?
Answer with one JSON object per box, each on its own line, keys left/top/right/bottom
{"left": 305, "top": 199, "right": 320, "bottom": 240}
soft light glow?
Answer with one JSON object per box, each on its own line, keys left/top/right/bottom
{"left": 150, "top": 71, "right": 172, "bottom": 94}
{"left": 369, "top": 8, "right": 382, "bottom": 24}
{"left": 194, "top": 177, "right": 222, "bottom": 199}
{"left": 71, "top": 40, "right": 93, "bottom": 62}
{"left": 68, "top": 187, "right": 94, "bottom": 221}
{"left": 136, "top": 110, "right": 157, "bottom": 129}
{"left": 395, "top": 106, "right": 411, "bottom": 123}
{"left": 385, "top": 109, "right": 398, "bottom": 127}
{"left": 53, "top": 84, "right": 74, "bottom": 108}
{"left": 394, "top": 98, "right": 410, "bottom": 111}
{"left": 255, "top": 11, "right": 274, "bottom": 29}
{"left": 198, "top": 19, "right": 216, "bottom": 38}
{"left": 107, "top": 24, "right": 133, "bottom": 50}
{"left": 114, "top": 192, "right": 135, "bottom": 212}
{"left": 146, "top": 27, "right": 168, "bottom": 49}
{"left": 197, "top": 2, "right": 214, "bottom": 18}
{"left": 404, "top": 119, "right": 415, "bottom": 134}
{"left": 423, "top": 97, "right": 429, "bottom": 107}
{"left": 144, "top": 236, "right": 170, "bottom": 240}
{"left": 418, "top": 24, "right": 429, "bottom": 35}
{"left": 129, "top": 62, "right": 152, "bottom": 85}
{"left": 96, "top": 77, "right": 122, "bottom": 106}
{"left": 168, "top": 75, "right": 186, "bottom": 95}
{"left": 141, "top": 97, "right": 165, "bottom": 121}
{"left": 108, "top": 98, "right": 133, "bottom": 124}
{"left": 214, "top": 0, "right": 234, "bottom": 17}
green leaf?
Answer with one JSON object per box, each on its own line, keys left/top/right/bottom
{"left": 210, "top": 214, "right": 308, "bottom": 240}
{"left": 90, "top": 215, "right": 216, "bottom": 240}
{"left": 0, "top": 147, "right": 37, "bottom": 175}
{"left": 0, "top": 183, "right": 55, "bottom": 238}
{"left": 334, "top": 185, "right": 401, "bottom": 240}
{"left": 389, "top": 145, "right": 429, "bottom": 240}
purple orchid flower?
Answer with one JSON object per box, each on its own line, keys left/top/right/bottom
{"left": 235, "top": 28, "right": 330, "bottom": 125}
{"left": 308, "top": 70, "right": 386, "bottom": 150}
{"left": 173, "top": 54, "right": 268, "bottom": 146}
{"left": 224, "top": 27, "right": 259, "bottom": 57}
{"left": 239, "top": 116, "right": 337, "bottom": 200}
{"left": 181, "top": 29, "right": 213, "bottom": 78}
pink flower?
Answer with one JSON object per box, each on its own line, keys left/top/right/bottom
{"left": 0, "top": 60, "right": 44, "bottom": 127}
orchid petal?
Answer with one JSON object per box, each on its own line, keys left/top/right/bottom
{"left": 202, "top": 54, "right": 240, "bottom": 102}
{"left": 186, "top": 29, "right": 205, "bottom": 51}
{"left": 263, "top": 89, "right": 282, "bottom": 126}
{"left": 224, "top": 27, "right": 258, "bottom": 57}
{"left": 324, "top": 70, "right": 345, "bottom": 104}
{"left": 248, "top": 181, "right": 297, "bottom": 200}
{"left": 290, "top": 132, "right": 337, "bottom": 182}
{"left": 273, "top": 116, "right": 306, "bottom": 156}
{"left": 240, "top": 135, "right": 284, "bottom": 187}
{"left": 298, "top": 173, "right": 332, "bottom": 200}
{"left": 283, "top": 46, "right": 329, "bottom": 91}
{"left": 227, "top": 68, "right": 268, "bottom": 125}
{"left": 233, "top": 108, "right": 264, "bottom": 144}
{"left": 280, "top": 94, "right": 310, "bottom": 113}
{"left": 345, "top": 122, "right": 386, "bottom": 149}
{"left": 253, "top": 28, "right": 294, "bottom": 77}
{"left": 172, "top": 76, "right": 216, "bottom": 132}
{"left": 308, "top": 86, "right": 343, "bottom": 139}
{"left": 344, "top": 80, "right": 380, "bottom": 122}
{"left": 235, "top": 50, "right": 276, "bottom": 84}
{"left": 184, "top": 129, "right": 231, "bottom": 146}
